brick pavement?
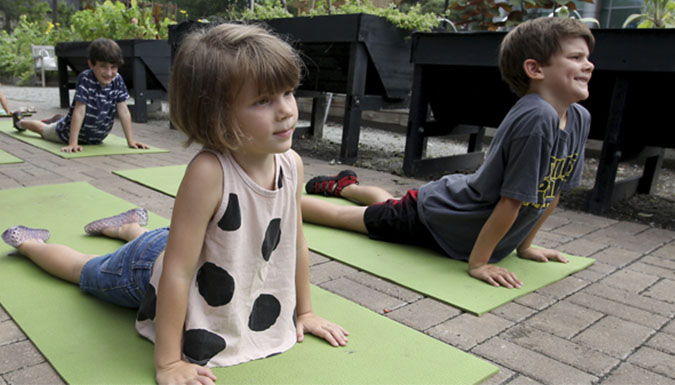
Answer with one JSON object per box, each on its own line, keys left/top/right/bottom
{"left": 1, "top": 89, "right": 674, "bottom": 384}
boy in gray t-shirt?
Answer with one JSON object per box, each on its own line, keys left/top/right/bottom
{"left": 302, "top": 17, "right": 595, "bottom": 288}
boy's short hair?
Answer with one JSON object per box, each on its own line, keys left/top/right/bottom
{"left": 170, "top": 23, "right": 302, "bottom": 152}
{"left": 499, "top": 17, "right": 595, "bottom": 97}
{"left": 88, "top": 38, "right": 124, "bottom": 66}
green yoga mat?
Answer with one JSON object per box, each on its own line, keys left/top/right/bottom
{"left": 115, "top": 164, "right": 595, "bottom": 315}
{"left": 0, "top": 119, "right": 168, "bottom": 158}
{"left": 114, "top": 164, "right": 186, "bottom": 196}
{"left": 0, "top": 182, "right": 498, "bottom": 384}
{"left": 0, "top": 148, "right": 22, "bottom": 164}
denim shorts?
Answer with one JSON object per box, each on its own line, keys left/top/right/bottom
{"left": 79, "top": 227, "right": 169, "bottom": 308}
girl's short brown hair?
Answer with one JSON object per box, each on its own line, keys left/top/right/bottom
{"left": 498, "top": 17, "right": 595, "bottom": 97}
{"left": 170, "top": 23, "right": 302, "bottom": 152}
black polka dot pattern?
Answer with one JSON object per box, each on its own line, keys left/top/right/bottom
{"left": 217, "top": 193, "right": 241, "bottom": 231}
{"left": 261, "top": 218, "right": 281, "bottom": 261}
{"left": 249, "top": 294, "right": 281, "bottom": 331}
{"left": 183, "top": 329, "right": 227, "bottom": 366}
{"left": 292, "top": 307, "right": 297, "bottom": 327}
{"left": 277, "top": 167, "right": 284, "bottom": 189}
{"left": 136, "top": 284, "right": 156, "bottom": 321}
{"left": 197, "top": 262, "right": 236, "bottom": 307}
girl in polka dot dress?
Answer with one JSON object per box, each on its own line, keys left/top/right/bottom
{"left": 2, "top": 23, "right": 348, "bottom": 385}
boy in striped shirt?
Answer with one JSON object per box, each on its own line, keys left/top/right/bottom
{"left": 13, "top": 38, "right": 149, "bottom": 153}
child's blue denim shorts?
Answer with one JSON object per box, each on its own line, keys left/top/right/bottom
{"left": 79, "top": 227, "right": 169, "bottom": 308}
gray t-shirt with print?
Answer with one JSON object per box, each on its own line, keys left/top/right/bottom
{"left": 417, "top": 93, "right": 590, "bottom": 263}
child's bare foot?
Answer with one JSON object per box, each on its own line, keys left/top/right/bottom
{"left": 84, "top": 208, "right": 148, "bottom": 237}
{"left": 2, "top": 226, "right": 50, "bottom": 248}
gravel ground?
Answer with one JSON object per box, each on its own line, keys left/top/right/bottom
{"left": 293, "top": 120, "right": 675, "bottom": 231}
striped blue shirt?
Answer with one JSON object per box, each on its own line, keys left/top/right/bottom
{"left": 56, "top": 69, "right": 129, "bottom": 144}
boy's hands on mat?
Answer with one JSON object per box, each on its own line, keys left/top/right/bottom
{"left": 128, "top": 140, "right": 150, "bottom": 149}
{"left": 469, "top": 264, "right": 523, "bottom": 289}
{"left": 156, "top": 360, "right": 217, "bottom": 385}
{"left": 61, "top": 144, "right": 83, "bottom": 153}
{"left": 518, "top": 246, "right": 569, "bottom": 264}
{"left": 296, "top": 312, "right": 349, "bottom": 347}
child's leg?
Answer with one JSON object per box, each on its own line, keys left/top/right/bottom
{"left": 302, "top": 197, "right": 368, "bottom": 233}
{"left": 17, "top": 240, "right": 98, "bottom": 284}
{"left": 4, "top": 208, "right": 150, "bottom": 285}
{"left": 13, "top": 114, "right": 48, "bottom": 136}
{"left": 9, "top": 222, "right": 148, "bottom": 285}
{"left": 305, "top": 169, "right": 394, "bottom": 204}
{"left": 339, "top": 184, "right": 393, "bottom": 205}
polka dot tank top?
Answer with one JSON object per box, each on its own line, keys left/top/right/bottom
{"left": 135, "top": 149, "right": 298, "bottom": 368}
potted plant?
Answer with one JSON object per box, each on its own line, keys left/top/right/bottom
{"left": 55, "top": 0, "right": 179, "bottom": 123}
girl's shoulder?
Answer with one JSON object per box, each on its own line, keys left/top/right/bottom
{"left": 185, "top": 151, "right": 224, "bottom": 184}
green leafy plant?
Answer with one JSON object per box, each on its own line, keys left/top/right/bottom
{"left": 300, "top": 0, "right": 441, "bottom": 32}
{"left": 445, "top": 0, "right": 595, "bottom": 31}
{"left": 0, "top": 1, "right": 183, "bottom": 84}
{"left": 623, "top": 0, "right": 675, "bottom": 28}
{"left": 0, "top": 15, "right": 63, "bottom": 83}
{"left": 241, "top": 0, "right": 294, "bottom": 20}
{"left": 69, "top": 0, "right": 178, "bottom": 40}
{"left": 179, "top": 0, "right": 440, "bottom": 32}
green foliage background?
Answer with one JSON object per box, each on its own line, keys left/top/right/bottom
{"left": 0, "top": 0, "right": 179, "bottom": 84}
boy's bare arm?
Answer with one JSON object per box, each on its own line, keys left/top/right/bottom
{"left": 467, "top": 196, "right": 523, "bottom": 288}
{"left": 116, "top": 102, "right": 149, "bottom": 149}
{"left": 62, "top": 102, "right": 86, "bottom": 153}
{"left": 517, "top": 194, "right": 569, "bottom": 263}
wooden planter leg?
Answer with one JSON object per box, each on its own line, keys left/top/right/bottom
{"left": 637, "top": 146, "right": 665, "bottom": 194}
{"left": 132, "top": 58, "right": 148, "bottom": 123}
{"left": 586, "top": 76, "right": 629, "bottom": 214}
{"left": 58, "top": 57, "right": 70, "bottom": 108}
{"left": 403, "top": 64, "right": 428, "bottom": 176}
{"left": 340, "top": 42, "right": 368, "bottom": 165}
{"left": 310, "top": 92, "right": 332, "bottom": 139}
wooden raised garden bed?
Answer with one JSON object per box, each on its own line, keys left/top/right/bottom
{"left": 404, "top": 29, "right": 675, "bottom": 214}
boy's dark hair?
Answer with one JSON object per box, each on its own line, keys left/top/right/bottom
{"left": 170, "top": 23, "right": 302, "bottom": 152}
{"left": 499, "top": 17, "right": 595, "bottom": 97}
{"left": 87, "top": 38, "right": 124, "bottom": 66}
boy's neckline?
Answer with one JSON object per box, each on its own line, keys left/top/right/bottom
{"left": 526, "top": 93, "right": 569, "bottom": 131}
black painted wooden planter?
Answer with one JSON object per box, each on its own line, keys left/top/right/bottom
{"left": 55, "top": 39, "right": 171, "bottom": 123}
{"left": 169, "top": 15, "right": 413, "bottom": 164}
{"left": 404, "top": 29, "right": 675, "bottom": 214}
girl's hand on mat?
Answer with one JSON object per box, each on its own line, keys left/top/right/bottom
{"left": 128, "top": 140, "right": 150, "bottom": 150}
{"left": 469, "top": 264, "right": 522, "bottom": 289}
{"left": 61, "top": 144, "right": 83, "bottom": 153}
{"left": 296, "top": 312, "right": 349, "bottom": 347}
{"left": 518, "top": 247, "right": 569, "bottom": 264}
{"left": 156, "top": 360, "right": 217, "bottom": 385}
